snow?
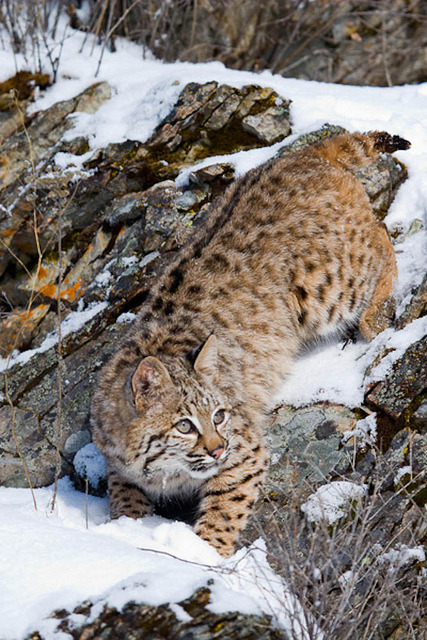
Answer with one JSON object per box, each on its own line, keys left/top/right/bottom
{"left": 93, "top": 269, "right": 113, "bottom": 286}
{"left": 378, "top": 544, "right": 426, "bottom": 570}
{"left": 279, "top": 316, "right": 427, "bottom": 408}
{"left": 139, "top": 250, "right": 160, "bottom": 268}
{"left": 0, "top": 480, "right": 319, "bottom": 640}
{"left": 73, "top": 443, "right": 107, "bottom": 486}
{"left": 121, "top": 256, "right": 138, "bottom": 267}
{"left": 394, "top": 466, "right": 413, "bottom": 486}
{"left": 169, "top": 603, "right": 193, "bottom": 622}
{"left": 52, "top": 149, "right": 95, "bottom": 174}
{"left": 342, "top": 412, "right": 377, "bottom": 448}
{"left": 301, "top": 481, "right": 367, "bottom": 525}
{"left": 116, "top": 311, "right": 137, "bottom": 324}
{"left": 176, "top": 138, "right": 286, "bottom": 187}
{"left": 0, "top": 11, "right": 426, "bottom": 640}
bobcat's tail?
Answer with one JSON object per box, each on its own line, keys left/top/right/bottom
{"left": 312, "top": 130, "right": 411, "bottom": 173}
{"left": 372, "top": 131, "right": 411, "bottom": 153}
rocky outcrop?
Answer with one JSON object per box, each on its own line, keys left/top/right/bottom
{"left": 1, "top": 74, "right": 426, "bottom": 639}
{"left": 25, "top": 587, "right": 289, "bottom": 640}
{"left": 0, "top": 78, "right": 292, "bottom": 488}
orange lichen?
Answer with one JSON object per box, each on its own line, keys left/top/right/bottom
{"left": 39, "top": 283, "right": 57, "bottom": 298}
{"left": 37, "top": 279, "right": 84, "bottom": 302}
{"left": 0, "top": 304, "right": 50, "bottom": 356}
{"left": 36, "top": 265, "right": 49, "bottom": 279}
{"left": 60, "top": 279, "right": 83, "bottom": 302}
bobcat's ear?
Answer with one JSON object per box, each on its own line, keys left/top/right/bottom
{"left": 131, "top": 356, "right": 172, "bottom": 405}
{"left": 193, "top": 334, "right": 218, "bottom": 380}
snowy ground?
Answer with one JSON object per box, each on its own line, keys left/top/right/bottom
{"left": 0, "top": 16, "right": 426, "bottom": 640}
{"left": 1, "top": 479, "right": 315, "bottom": 640}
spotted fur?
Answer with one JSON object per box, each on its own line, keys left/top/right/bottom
{"left": 91, "top": 131, "right": 408, "bottom": 557}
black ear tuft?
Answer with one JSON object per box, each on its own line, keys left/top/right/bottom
{"left": 186, "top": 341, "right": 206, "bottom": 367}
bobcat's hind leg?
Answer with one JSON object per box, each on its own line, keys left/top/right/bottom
{"left": 108, "top": 469, "right": 151, "bottom": 519}
{"left": 359, "top": 224, "right": 397, "bottom": 341}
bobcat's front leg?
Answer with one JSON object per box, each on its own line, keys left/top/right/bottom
{"left": 108, "top": 469, "right": 151, "bottom": 519}
{"left": 195, "top": 439, "right": 269, "bottom": 557}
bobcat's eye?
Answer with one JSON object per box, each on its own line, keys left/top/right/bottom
{"left": 175, "top": 419, "right": 196, "bottom": 434}
{"left": 213, "top": 409, "right": 226, "bottom": 425}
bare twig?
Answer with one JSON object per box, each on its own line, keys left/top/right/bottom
{"left": 95, "top": 0, "right": 141, "bottom": 77}
{"left": 5, "top": 395, "right": 38, "bottom": 511}
{"left": 50, "top": 189, "right": 64, "bottom": 513}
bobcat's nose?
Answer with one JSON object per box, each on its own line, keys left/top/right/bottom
{"left": 209, "top": 445, "right": 224, "bottom": 460}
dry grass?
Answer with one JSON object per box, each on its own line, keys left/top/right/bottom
{"left": 247, "top": 450, "right": 427, "bottom": 639}
{"left": 70, "top": 0, "right": 426, "bottom": 86}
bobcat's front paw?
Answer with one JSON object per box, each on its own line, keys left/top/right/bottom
{"left": 194, "top": 521, "right": 236, "bottom": 558}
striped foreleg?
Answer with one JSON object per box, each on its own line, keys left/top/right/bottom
{"left": 194, "top": 440, "right": 269, "bottom": 557}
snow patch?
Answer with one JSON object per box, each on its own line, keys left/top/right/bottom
{"left": 280, "top": 316, "right": 427, "bottom": 409}
{"left": 73, "top": 443, "right": 107, "bottom": 486}
{"left": 394, "top": 466, "right": 413, "bottom": 486}
{"left": 301, "top": 482, "right": 367, "bottom": 525}
{"left": 169, "top": 603, "right": 193, "bottom": 622}
{"left": 94, "top": 269, "right": 113, "bottom": 286}
{"left": 379, "top": 544, "right": 426, "bottom": 570}
{"left": 0, "top": 481, "right": 315, "bottom": 640}
{"left": 116, "top": 312, "right": 137, "bottom": 324}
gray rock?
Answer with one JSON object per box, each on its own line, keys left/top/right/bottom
{"left": 0, "top": 404, "right": 68, "bottom": 488}
{"left": 190, "top": 162, "right": 235, "bottom": 186}
{"left": 396, "top": 273, "right": 427, "bottom": 330}
{"left": 277, "top": 124, "right": 346, "bottom": 155}
{"left": 0, "top": 323, "right": 126, "bottom": 488}
{"left": 0, "top": 81, "right": 112, "bottom": 279}
{"left": 0, "top": 81, "right": 111, "bottom": 190}
{"left": 365, "top": 336, "right": 427, "bottom": 425}
{"left": 141, "top": 180, "right": 191, "bottom": 252}
{"left": 103, "top": 191, "right": 147, "bottom": 226}
{"left": 412, "top": 400, "right": 427, "bottom": 430}
{"left": 147, "top": 82, "right": 292, "bottom": 174}
{"left": 355, "top": 155, "right": 408, "bottom": 220}
{"left": 265, "top": 404, "right": 356, "bottom": 493}
{"left": 242, "top": 104, "right": 291, "bottom": 144}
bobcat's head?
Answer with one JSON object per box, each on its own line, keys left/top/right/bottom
{"left": 92, "top": 335, "right": 235, "bottom": 486}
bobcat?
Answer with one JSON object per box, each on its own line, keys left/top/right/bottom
{"left": 91, "top": 131, "right": 409, "bottom": 557}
